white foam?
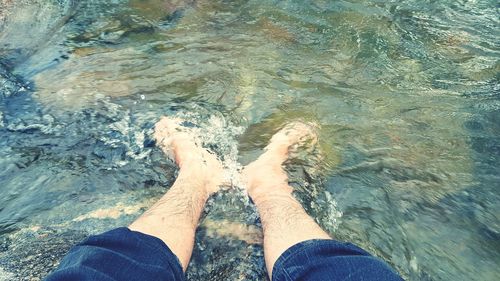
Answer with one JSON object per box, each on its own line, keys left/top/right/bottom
{"left": 322, "top": 191, "right": 343, "bottom": 231}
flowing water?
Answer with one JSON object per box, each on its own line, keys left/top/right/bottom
{"left": 0, "top": 0, "right": 498, "bottom": 280}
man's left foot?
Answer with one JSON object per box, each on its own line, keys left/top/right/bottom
{"left": 242, "top": 121, "right": 318, "bottom": 200}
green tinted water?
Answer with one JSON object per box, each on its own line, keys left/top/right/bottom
{"left": 0, "top": 0, "right": 498, "bottom": 280}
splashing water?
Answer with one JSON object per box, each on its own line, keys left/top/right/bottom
{"left": 0, "top": 0, "right": 498, "bottom": 280}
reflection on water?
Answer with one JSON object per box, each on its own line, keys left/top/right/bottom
{"left": 0, "top": 0, "right": 499, "bottom": 280}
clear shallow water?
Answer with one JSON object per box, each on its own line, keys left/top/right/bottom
{"left": 0, "top": 0, "right": 498, "bottom": 280}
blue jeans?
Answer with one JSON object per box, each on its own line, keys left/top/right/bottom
{"left": 45, "top": 228, "right": 403, "bottom": 281}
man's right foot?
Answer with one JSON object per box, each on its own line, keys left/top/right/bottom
{"left": 242, "top": 121, "right": 318, "bottom": 200}
{"left": 154, "top": 116, "right": 225, "bottom": 195}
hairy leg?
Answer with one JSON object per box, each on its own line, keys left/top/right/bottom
{"left": 129, "top": 117, "right": 224, "bottom": 271}
{"left": 242, "top": 122, "right": 331, "bottom": 278}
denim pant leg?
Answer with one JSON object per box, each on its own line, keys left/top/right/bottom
{"left": 272, "top": 239, "right": 403, "bottom": 281}
{"left": 45, "top": 227, "right": 185, "bottom": 281}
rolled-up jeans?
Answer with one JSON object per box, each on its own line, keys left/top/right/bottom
{"left": 44, "top": 227, "right": 403, "bottom": 281}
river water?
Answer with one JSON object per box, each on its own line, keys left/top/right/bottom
{"left": 0, "top": 0, "right": 498, "bottom": 280}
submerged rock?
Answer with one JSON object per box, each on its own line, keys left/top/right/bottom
{"left": 0, "top": 228, "right": 88, "bottom": 281}
{"left": 0, "top": 0, "right": 76, "bottom": 67}
{"left": 0, "top": 63, "right": 29, "bottom": 99}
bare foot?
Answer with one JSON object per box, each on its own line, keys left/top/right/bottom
{"left": 154, "top": 116, "right": 224, "bottom": 195}
{"left": 242, "top": 121, "right": 318, "bottom": 201}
